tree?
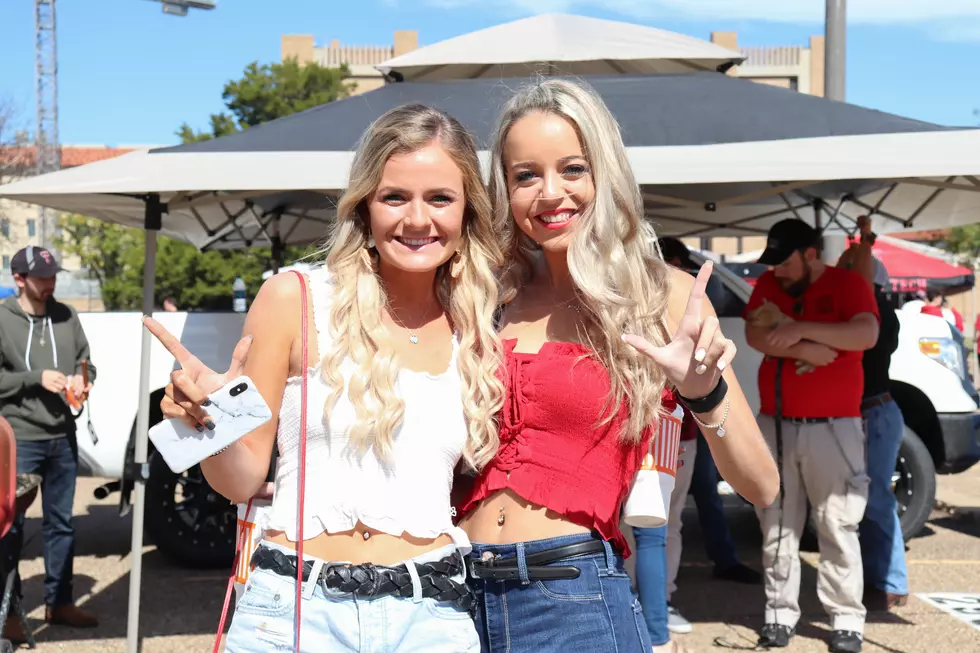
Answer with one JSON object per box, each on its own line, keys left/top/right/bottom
{"left": 57, "top": 214, "right": 314, "bottom": 311}
{"left": 945, "top": 225, "right": 980, "bottom": 259}
{"left": 63, "top": 57, "right": 346, "bottom": 309}
{"left": 0, "top": 97, "right": 33, "bottom": 239}
{"left": 176, "top": 58, "right": 355, "bottom": 141}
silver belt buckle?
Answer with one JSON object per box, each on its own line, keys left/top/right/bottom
{"left": 319, "top": 562, "right": 354, "bottom": 598}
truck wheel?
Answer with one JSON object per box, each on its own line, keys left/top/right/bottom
{"left": 894, "top": 426, "right": 936, "bottom": 541}
{"left": 144, "top": 453, "right": 237, "bottom": 569}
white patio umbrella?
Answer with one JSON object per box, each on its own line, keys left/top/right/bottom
{"left": 375, "top": 12, "right": 744, "bottom": 81}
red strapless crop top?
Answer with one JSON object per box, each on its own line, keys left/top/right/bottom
{"left": 458, "top": 338, "right": 676, "bottom": 558}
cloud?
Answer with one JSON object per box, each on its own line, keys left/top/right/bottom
{"left": 405, "top": 0, "right": 980, "bottom": 35}
{"left": 931, "top": 23, "right": 980, "bottom": 43}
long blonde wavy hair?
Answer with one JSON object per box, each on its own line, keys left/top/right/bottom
{"left": 489, "top": 79, "right": 672, "bottom": 444}
{"left": 321, "top": 104, "right": 505, "bottom": 470}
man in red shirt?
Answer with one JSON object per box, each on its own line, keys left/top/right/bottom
{"left": 744, "top": 220, "right": 880, "bottom": 653}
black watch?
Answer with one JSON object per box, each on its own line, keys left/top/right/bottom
{"left": 677, "top": 377, "right": 728, "bottom": 414}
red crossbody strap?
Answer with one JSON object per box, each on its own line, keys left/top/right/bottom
{"left": 292, "top": 270, "right": 310, "bottom": 652}
{"left": 213, "top": 497, "right": 253, "bottom": 653}
{"left": 212, "top": 270, "right": 310, "bottom": 653}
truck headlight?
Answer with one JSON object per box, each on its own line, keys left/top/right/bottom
{"left": 919, "top": 337, "right": 966, "bottom": 378}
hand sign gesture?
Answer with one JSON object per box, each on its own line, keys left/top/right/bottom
{"left": 622, "top": 262, "right": 736, "bottom": 402}
{"left": 142, "top": 316, "right": 252, "bottom": 432}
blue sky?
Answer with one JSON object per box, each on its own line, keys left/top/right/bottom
{"left": 0, "top": 0, "right": 978, "bottom": 147}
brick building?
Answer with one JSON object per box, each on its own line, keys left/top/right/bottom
{"left": 280, "top": 31, "right": 419, "bottom": 95}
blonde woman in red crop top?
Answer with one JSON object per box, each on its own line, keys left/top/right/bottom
{"left": 456, "top": 79, "right": 779, "bottom": 653}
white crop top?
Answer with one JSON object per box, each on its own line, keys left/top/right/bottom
{"left": 260, "top": 266, "right": 471, "bottom": 552}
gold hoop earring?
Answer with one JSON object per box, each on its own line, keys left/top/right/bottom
{"left": 450, "top": 251, "right": 465, "bottom": 278}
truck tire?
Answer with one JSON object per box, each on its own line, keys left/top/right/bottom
{"left": 144, "top": 453, "right": 237, "bottom": 569}
{"left": 895, "top": 426, "right": 936, "bottom": 541}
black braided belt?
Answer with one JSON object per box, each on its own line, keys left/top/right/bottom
{"left": 250, "top": 546, "right": 476, "bottom": 612}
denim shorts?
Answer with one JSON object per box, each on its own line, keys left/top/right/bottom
{"left": 468, "top": 533, "right": 652, "bottom": 653}
{"left": 225, "top": 541, "right": 479, "bottom": 652}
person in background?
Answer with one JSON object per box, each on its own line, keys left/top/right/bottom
{"left": 745, "top": 219, "right": 879, "bottom": 653}
{"left": 162, "top": 296, "right": 179, "bottom": 312}
{"left": 659, "top": 237, "right": 763, "bottom": 609}
{"left": 631, "top": 401, "right": 693, "bottom": 653}
{"left": 919, "top": 290, "right": 945, "bottom": 320}
{"left": 0, "top": 246, "right": 99, "bottom": 642}
{"left": 940, "top": 298, "right": 964, "bottom": 334}
{"left": 663, "top": 411, "right": 699, "bottom": 635}
{"left": 860, "top": 259, "right": 909, "bottom": 610}
{"left": 837, "top": 223, "right": 910, "bottom": 611}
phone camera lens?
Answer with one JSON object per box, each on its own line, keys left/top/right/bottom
{"left": 230, "top": 383, "right": 248, "bottom": 397}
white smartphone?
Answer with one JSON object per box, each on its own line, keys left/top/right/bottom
{"left": 148, "top": 375, "right": 273, "bottom": 474}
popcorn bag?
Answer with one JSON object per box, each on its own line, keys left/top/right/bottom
{"left": 622, "top": 403, "right": 684, "bottom": 528}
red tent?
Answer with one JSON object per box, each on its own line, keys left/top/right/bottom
{"left": 723, "top": 237, "right": 974, "bottom": 295}
{"left": 863, "top": 237, "right": 974, "bottom": 295}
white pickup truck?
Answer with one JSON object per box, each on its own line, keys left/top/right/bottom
{"left": 72, "top": 266, "right": 980, "bottom": 568}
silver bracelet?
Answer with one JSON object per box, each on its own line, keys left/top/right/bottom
{"left": 689, "top": 396, "right": 731, "bottom": 437}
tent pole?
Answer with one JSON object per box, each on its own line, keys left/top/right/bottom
{"left": 126, "top": 193, "right": 162, "bottom": 653}
{"left": 973, "top": 262, "right": 978, "bottom": 383}
{"left": 825, "top": 0, "right": 847, "bottom": 102}
{"left": 272, "top": 212, "right": 283, "bottom": 274}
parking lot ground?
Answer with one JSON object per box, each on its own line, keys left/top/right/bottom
{"left": 6, "top": 468, "right": 980, "bottom": 652}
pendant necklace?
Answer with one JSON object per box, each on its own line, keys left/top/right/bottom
{"left": 388, "top": 298, "right": 437, "bottom": 345}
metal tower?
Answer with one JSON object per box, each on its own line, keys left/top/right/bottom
{"left": 34, "top": 0, "right": 59, "bottom": 254}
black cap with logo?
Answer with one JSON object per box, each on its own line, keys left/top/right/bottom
{"left": 10, "top": 246, "right": 63, "bottom": 278}
{"left": 756, "top": 219, "right": 821, "bottom": 266}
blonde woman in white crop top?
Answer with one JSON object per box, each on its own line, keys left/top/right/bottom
{"left": 143, "top": 104, "right": 505, "bottom": 652}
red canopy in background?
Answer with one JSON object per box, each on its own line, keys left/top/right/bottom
{"left": 723, "top": 236, "right": 975, "bottom": 296}
{"left": 862, "top": 237, "right": 975, "bottom": 295}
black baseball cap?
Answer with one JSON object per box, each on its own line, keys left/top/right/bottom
{"left": 10, "top": 246, "right": 63, "bottom": 278}
{"left": 757, "top": 219, "right": 821, "bottom": 266}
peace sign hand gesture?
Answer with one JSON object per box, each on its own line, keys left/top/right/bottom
{"left": 142, "top": 316, "right": 252, "bottom": 432}
{"left": 622, "top": 262, "right": 736, "bottom": 402}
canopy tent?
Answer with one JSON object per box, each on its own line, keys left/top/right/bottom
{"left": 373, "top": 13, "right": 744, "bottom": 81}
{"left": 866, "top": 236, "right": 974, "bottom": 295}
{"left": 4, "top": 71, "right": 980, "bottom": 653}
{"left": 4, "top": 73, "right": 980, "bottom": 250}
{"left": 727, "top": 235, "right": 975, "bottom": 295}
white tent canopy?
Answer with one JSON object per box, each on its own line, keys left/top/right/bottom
{"left": 375, "top": 13, "right": 744, "bottom": 81}
{"left": 4, "top": 129, "right": 980, "bottom": 246}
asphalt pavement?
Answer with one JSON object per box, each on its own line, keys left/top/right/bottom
{"left": 7, "top": 468, "right": 980, "bottom": 652}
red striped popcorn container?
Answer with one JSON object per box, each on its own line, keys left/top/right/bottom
{"left": 621, "top": 403, "right": 685, "bottom": 528}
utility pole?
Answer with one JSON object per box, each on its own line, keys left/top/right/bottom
{"left": 825, "top": 0, "right": 846, "bottom": 101}
{"left": 34, "top": 0, "right": 59, "bottom": 255}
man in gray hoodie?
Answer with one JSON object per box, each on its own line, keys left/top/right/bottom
{"left": 0, "top": 246, "right": 98, "bottom": 640}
